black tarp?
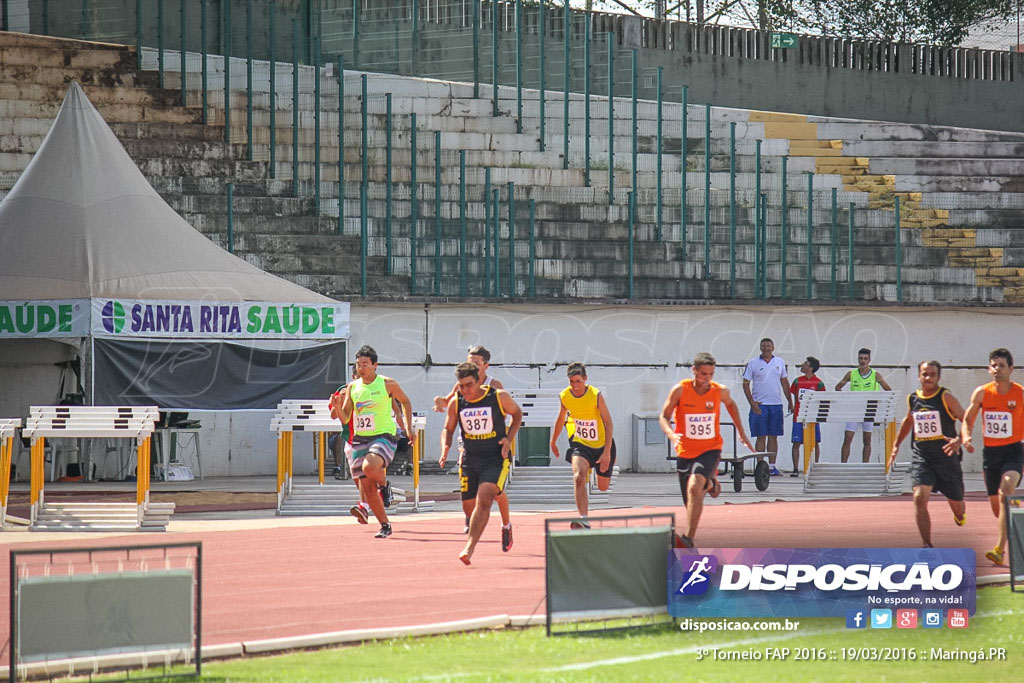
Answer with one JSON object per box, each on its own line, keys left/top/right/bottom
{"left": 94, "top": 337, "right": 347, "bottom": 410}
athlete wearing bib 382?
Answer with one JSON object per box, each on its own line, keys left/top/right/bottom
{"left": 440, "top": 362, "right": 522, "bottom": 566}
{"left": 889, "top": 361, "right": 967, "bottom": 549}
{"left": 660, "top": 352, "right": 754, "bottom": 549}
{"left": 550, "top": 362, "right": 616, "bottom": 529}
{"left": 337, "top": 345, "right": 415, "bottom": 540}
{"left": 962, "top": 347, "right": 1024, "bottom": 566}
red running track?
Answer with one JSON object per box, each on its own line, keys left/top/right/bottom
{"left": 0, "top": 497, "right": 1009, "bottom": 647}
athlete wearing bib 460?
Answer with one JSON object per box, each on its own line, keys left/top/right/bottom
{"left": 440, "top": 362, "right": 523, "bottom": 566}
{"left": 889, "top": 361, "right": 967, "bottom": 549}
{"left": 660, "top": 352, "right": 754, "bottom": 549}
{"left": 549, "top": 362, "right": 616, "bottom": 529}
{"left": 337, "top": 345, "right": 415, "bottom": 540}
{"left": 962, "top": 347, "right": 1024, "bottom": 566}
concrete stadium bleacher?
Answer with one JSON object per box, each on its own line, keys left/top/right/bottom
{"left": 2, "top": 30, "right": 1023, "bottom": 303}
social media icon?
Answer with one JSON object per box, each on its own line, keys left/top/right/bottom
{"left": 896, "top": 609, "right": 918, "bottom": 629}
{"left": 922, "top": 609, "right": 943, "bottom": 628}
{"left": 846, "top": 609, "right": 867, "bottom": 629}
{"left": 948, "top": 609, "right": 969, "bottom": 629}
{"left": 870, "top": 609, "right": 892, "bottom": 629}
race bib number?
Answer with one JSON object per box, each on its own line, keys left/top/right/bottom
{"left": 983, "top": 410, "right": 1013, "bottom": 439}
{"left": 354, "top": 414, "right": 376, "bottom": 433}
{"left": 797, "top": 388, "right": 815, "bottom": 404}
{"left": 912, "top": 410, "right": 941, "bottom": 440}
{"left": 574, "top": 419, "right": 599, "bottom": 442}
{"left": 685, "top": 413, "right": 715, "bottom": 440}
{"left": 460, "top": 407, "right": 494, "bottom": 436}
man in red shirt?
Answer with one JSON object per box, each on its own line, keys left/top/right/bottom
{"left": 790, "top": 356, "right": 825, "bottom": 476}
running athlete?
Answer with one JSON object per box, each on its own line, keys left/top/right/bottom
{"left": 336, "top": 345, "right": 414, "bottom": 539}
{"left": 888, "top": 361, "right": 967, "bottom": 548}
{"left": 660, "top": 352, "right": 754, "bottom": 548}
{"left": 440, "top": 362, "right": 523, "bottom": 565}
{"left": 836, "top": 348, "right": 892, "bottom": 463}
{"left": 549, "top": 362, "right": 616, "bottom": 529}
{"left": 432, "top": 345, "right": 514, "bottom": 551}
{"left": 961, "top": 348, "right": 1024, "bottom": 566}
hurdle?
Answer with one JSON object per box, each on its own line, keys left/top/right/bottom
{"left": 1, "top": 418, "right": 22, "bottom": 528}
{"left": 271, "top": 400, "right": 430, "bottom": 513}
{"left": 21, "top": 406, "right": 165, "bottom": 531}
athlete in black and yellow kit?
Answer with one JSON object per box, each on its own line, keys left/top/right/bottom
{"left": 440, "top": 362, "right": 522, "bottom": 565}
{"left": 888, "top": 361, "right": 967, "bottom": 548}
{"left": 550, "top": 362, "right": 616, "bottom": 529}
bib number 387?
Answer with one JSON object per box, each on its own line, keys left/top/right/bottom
{"left": 685, "top": 414, "right": 715, "bottom": 440}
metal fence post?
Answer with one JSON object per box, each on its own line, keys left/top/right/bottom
{"left": 754, "top": 139, "right": 761, "bottom": 295}
{"left": 226, "top": 183, "right": 234, "bottom": 253}
{"left": 361, "top": 74, "right": 368, "bottom": 228}
{"left": 848, "top": 202, "right": 855, "bottom": 300}
{"left": 386, "top": 93, "right": 393, "bottom": 274}
{"left": 337, "top": 55, "right": 344, "bottom": 235}
{"left": 484, "top": 167, "right": 491, "bottom": 289}
{"left": 680, "top": 85, "right": 687, "bottom": 258}
{"left": 515, "top": 0, "right": 523, "bottom": 134}
{"left": 43, "top": 0, "right": 50, "bottom": 35}
{"left": 606, "top": 32, "right": 613, "bottom": 203}
{"left": 806, "top": 172, "right": 814, "bottom": 299}
{"left": 410, "top": 114, "right": 418, "bottom": 294}
{"left": 539, "top": 0, "right": 546, "bottom": 152}
{"left": 136, "top": 0, "right": 142, "bottom": 68}
{"left": 583, "top": 12, "right": 590, "bottom": 186}
{"left": 314, "top": 37, "right": 321, "bottom": 213}
{"left": 703, "top": 104, "right": 711, "bottom": 279}
{"left": 760, "top": 192, "right": 768, "bottom": 298}
{"left": 729, "top": 122, "right": 736, "bottom": 298}
{"left": 471, "top": 0, "right": 478, "bottom": 95}
{"left": 459, "top": 150, "right": 467, "bottom": 296}
{"left": 202, "top": 0, "right": 208, "bottom": 125}
{"left": 508, "top": 182, "right": 516, "bottom": 296}
{"left": 780, "top": 155, "right": 788, "bottom": 298}
{"left": 656, "top": 66, "right": 663, "bottom": 242}
{"left": 292, "top": 19, "right": 299, "bottom": 197}
{"left": 493, "top": 188, "right": 501, "bottom": 296}
{"left": 631, "top": 50, "right": 637, "bottom": 199}
{"left": 562, "top": 0, "right": 570, "bottom": 170}
{"left": 435, "top": 130, "right": 442, "bottom": 296}
{"left": 492, "top": 2, "right": 499, "bottom": 117}
{"left": 81, "top": 0, "right": 89, "bottom": 39}
{"left": 268, "top": 1, "right": 275, "bottom": 177}
{"left": 895, "top": 195, "right": 903, "bottom": 301}
{"left": 413, "top": 0, "right": 420, "bottom": 76}
{"left": 180, "top": 0, "right": 187, "bottom": 107}
{"left": 223, "top": 0, "right": 230, "bottom": 144}
{"left": 245, "top": 0, "right": 252, "bottom": 159}
{"left": 529, "top": 199, "right": 536, "bottom": 297}
{"left": 352, "top": 0, "right": 360, "bottom": 69}
{"left": 360, "top": 178, "right": 367, "bottom": 297}
{"left": 158, "top": 0, "right": 165, "bottom": 88}
{"left": 628, "top": 190, "right": 635, "bottom": 299}
{"left": 830, "top": 187, "right": 838, "bottom": 301}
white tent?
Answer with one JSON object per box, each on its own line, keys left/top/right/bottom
{"left": 0, "top": 83, "right": 348, "bottom": 413}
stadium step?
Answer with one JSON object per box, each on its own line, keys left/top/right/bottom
{"left": 504, "top": 466, "right": 617, "bottom": 505}
{"left": 276, "top": 482, "right": 412, "bottom": 516}
{"left": 802, "top": 462, "right": 904, "bottom": 496}
{"left": 31, "top": 502, "right": 175, "bottom": 531}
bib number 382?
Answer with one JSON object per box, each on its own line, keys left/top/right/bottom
{"left": 685, "top": 414, "right": 715, "bottom": 440}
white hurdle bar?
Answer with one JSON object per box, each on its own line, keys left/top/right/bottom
{"left": 797, "top": 391, "right": 898, "bottom": 472}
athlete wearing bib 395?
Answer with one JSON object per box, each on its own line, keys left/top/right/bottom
{"left": 660, "top": 352, "right": 754, "bottom": 549}
{"left": 962, "top": 347, "right": 1024, "bottom": 566}
{"left": 550, "top": 363, "right": 616, "bottom": 529}
{"left": 889, "top": 361, "right": 967, "bottom": 548}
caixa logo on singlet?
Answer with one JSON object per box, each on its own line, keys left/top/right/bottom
{"left": 101, "top": 301, "right": 126, "bottom": 333}
{"left": 676, "top": 554, "right": 719, "bottom": 596}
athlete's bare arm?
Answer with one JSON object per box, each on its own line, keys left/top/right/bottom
{"left": 960, "top": 385, "right": 986, "bottom": 453}
{"left": 438, "top": 396, "right": 459, "bottom": 467}
{"left": 433, "top": 377, "right": 504, "bottom": 412}
{"left": 329, "top": 387, "right": 347, "bottom": 421}
{"left": 496, "top": 390, "right": 524, "bottom": 460}
{"left": 549, "top": 401, "right": 569, "bottom": 459}
{"left": 876, "top": 372, "right": 893, "bottom": 392}
{"left": 888, "top": 407, "right": 914, "bottom": 470}
{"left": 834, "top": 371, "right": 852, "bottom": 391}
{"left": 596, "top": 391, "right": 615, "bottom": 468}
{"left": 337, "top": 380, "right": 356, "bottom": 423}
{"left": 384, "top": 378, "right": 415, "bottom": 435}
{"left": 659, "top": 384, "right": 683, "bottom": 448}
{"left": 941, "top": 392, "right": 967, "bottom": 456}
{"left": 721, "top": 386, "right": 755, "bottom": 452}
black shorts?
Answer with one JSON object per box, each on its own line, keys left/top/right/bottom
{"left": 459, "top": 456, "right": 511, "bottom": 501}
{"left": 911, "top": 453, "right": 964, "bottom": 502}
{"left": 676, "top": 449, "right": 721, "bottom": 480}
{"left": 568, "top": 439, "right": 617, "bottom": 478}
{"left": 982, "top": 442, "right": 1024, "bottom": 496}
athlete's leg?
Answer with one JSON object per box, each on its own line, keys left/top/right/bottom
{"left": 685, "top": 472, "right": 708, "bottom": 540}
{"left": 496, "top": 491, "right": 511, "bottom": 526}
{"left": 841, "top": 431, "right": 855, "bottom": 463}
{"left": 912, "top": 484, "right": 934, "bottom": 547}
{"left": 359, "top": 453, "right": 389, "bottom": 525}
{"left": 861, "top": 431, "right": 872, "bottom": 463}
{"left": 571, "top": 455, "right": 592, "bottom": 517}
{"left": 994, "top": 470, "right": 1023, "bottom": 555}
{"left": 946, "top": 497, "right": 966, "bottom": 522}
{"left": 461, "top": 482, "right": 499, "bottom": 564}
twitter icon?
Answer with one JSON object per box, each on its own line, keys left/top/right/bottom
{"left": 871, "top": 609, "right": 892, "bottom": 629}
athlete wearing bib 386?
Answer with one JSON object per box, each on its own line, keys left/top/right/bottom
{"left": 962, "top": 347, "right": 1024, "bottom": 566}
{"left": 440, "top": 362, "right": 523, "bottom": 566}
{"left": 660, "top": 352, "right": 754, "bottom": 549}
{"left": 889, "top": 361, "right": 967, "bottom": 549}
{"left": 550, "top": 362, "right": 616, "bottom": 529}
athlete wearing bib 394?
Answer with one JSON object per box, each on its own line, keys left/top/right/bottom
{"left": 559, "top": 384, "right": 616, "bottom": 477}
{"left": 457, "top": 385, "right": 511, "bottom": 499}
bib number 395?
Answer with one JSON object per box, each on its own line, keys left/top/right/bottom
{"left": 685, "top": 414, "right": 715, "bottom": 440}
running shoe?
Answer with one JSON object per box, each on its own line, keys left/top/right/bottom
{"left": 501, "top": 525, "right": 513, "bottom": 552}
{"left": 463, "top": 515, "right": 471, "bottom": 534}
{"left": 769, "top": 465, "right": 782, "bottom": 476}
{"left": 374, "top": 523, "right": 393, "bottom": 539}
{"left": 332, "top": 466, "right": 344, "bottom": 480}
{"left": 985, "top": 546, "right": 1004, "bottom": 566}
{"left": 674, "top": 533, "right": 695, "bottom": 549}
{"left": 349, "top": 503, "right": 369, "bottom": 524}
{"left": 380, "top": 480, "right": 393, "bottom": 508}
{"left": 790, "top": 470, "right": 800, "bottom": 477}
{"left": 569, "top": 519, "right": 592, "bottom": 530}
{"left": 953, "top": 511, "right": 966, "bottom": 526}
{"left": 922, "top": 543, "right": 934, "bottom": 548}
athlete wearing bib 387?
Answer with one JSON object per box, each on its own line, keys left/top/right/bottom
{"left": 440, "top": 362, "right": 523, "bottom": 566}
{"left": 550, "top": 362, "right": 616, "bottom": 529}
{"left": 889, "top": 361, "right": 967, "bottom": 549}
{"left": 660, "top": 352, "right": 754, "bottom": 549}
{"left": 962, "top": 347, "right": 1024, "bottom": 566}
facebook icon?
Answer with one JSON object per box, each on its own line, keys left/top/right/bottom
{"left": 846, "top": 609, "right": 867, "bottom": 629}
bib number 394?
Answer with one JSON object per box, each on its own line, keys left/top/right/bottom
{"left": 983, "top": 411, "right": 1012, "bottom": 439}
{"left": 685, "top": 414, "right": 715, "bottom": 440}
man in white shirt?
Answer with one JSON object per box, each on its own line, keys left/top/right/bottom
{"left": 742, "top": 338, "right": 793, "bottom": 475}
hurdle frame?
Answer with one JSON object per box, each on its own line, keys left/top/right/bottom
{"left": 0, "top": 419, "right": 21, "bottom": 528}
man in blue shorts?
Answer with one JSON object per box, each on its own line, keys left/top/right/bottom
{"left": 742, "top": 338, "right": 792, "bottom": 475}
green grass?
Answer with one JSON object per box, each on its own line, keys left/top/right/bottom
{"left": 86, "top": 587, "right": 1024, "bottom": 681}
